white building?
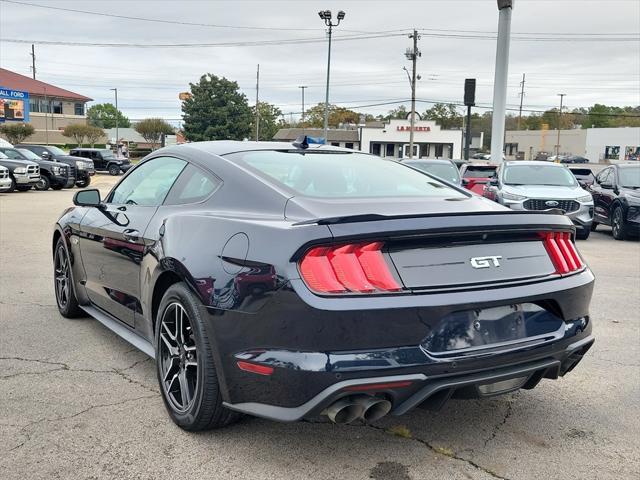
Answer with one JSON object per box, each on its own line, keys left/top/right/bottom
{"left": 505, "top": 127, "right": 640, "bottom": 162}
{"left": 360, "top": 119, "right": 462, "bottom": 159}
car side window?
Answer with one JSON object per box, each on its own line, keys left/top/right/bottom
{"left": 109, "top": 156, "right": 186, "bottom": 206}
{"left": 3, "top": 149, "right": 22, "bottom": 159}
{"left": 164, "top": 164, "right": 222, "bottom": 205}
{"left": 596, "top": 168, "right": 611, "bottom": 185}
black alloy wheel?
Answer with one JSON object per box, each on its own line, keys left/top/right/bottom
{"left": 612, "top": 206, "right": 628, "bottom": 240}
{"left": 53, "top": 239, "right": 83, "bottom": 317}
{"left": 16, "top": 185, "right": 32, "bottom": 191}
{"left": 76, "top": 177, "right": 91, "bottom": 188}
{"left": 155, "top": 283, "right": 239, "bottom": 430}
{"left": 7, "top": 175, "right": 16, "bottom": 193}
{"left": 108, "top": 164, "right": 121, "bottom": 176}
{"left": 158, "top": 302, "right": 198, "bottom": 413}
{"left": 35, "top": 175, "right": 50, "bottom": 190}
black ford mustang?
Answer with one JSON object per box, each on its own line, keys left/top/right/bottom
{"left": 53, "top": 140, "right": 595, "bottom": 430}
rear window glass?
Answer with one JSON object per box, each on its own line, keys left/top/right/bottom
{"left": 463, "top": 166, "right": 497, "bottom": 178}
{"left": 225, "top": 151, "right": 465, "bottom": 199}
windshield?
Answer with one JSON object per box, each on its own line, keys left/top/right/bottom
{"left": 47, "top": 146, "right": 67, "bottom": 155}
{"left": 503, "top": 165, "right": 577, "bottom": 187}
{"left": 463, "top": 166, "right": 496, "bottom": 178}
{"left": 406, "top": 161, "right": 460, "bottom": 184}
{"left": 226, "top": 151, "right": 466, "bottom": 199}
{"left": 16, "top": 148, "right": 41, "bottom": 160}
{"left": 618, "top": 167, "right": 640, "bottom": 188}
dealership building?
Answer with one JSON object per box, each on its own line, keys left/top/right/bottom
{"left": 505, "top": 127, "right": 640, "bottom": 162}
{"left": 0, "top": 68, "right": 92, "bottom": 145}
{"left": 274, "top": 118, "right": 470, "bottom": 159}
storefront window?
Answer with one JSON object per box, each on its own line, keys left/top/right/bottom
{"left": 371, "top": 143, "right": 381, "bottom": 156}
{"left": 52, "top": 101, "right": 63, "bottom": 114}
{"left": 435, "top": 144, "right": 444, "bottom": 158}
{"left": 74, "top": 103, "right": 84, "bottom": 116}
{"left": 345, "top": 142, "right": 354, "bottom": 149}
{"left": 386, "top": 144, "right": 395, "bottom": 157}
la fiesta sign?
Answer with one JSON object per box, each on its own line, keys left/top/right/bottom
{"left": 397, "top": 125, "right": 431, "bottom": 132}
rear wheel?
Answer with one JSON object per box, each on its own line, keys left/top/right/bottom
{"left": 53, "top": 238, "right": 83, "bottom": 318}
{"left": 576, "top": 228, "right": 590, "bottom": 240}
{"left": 108, "top": 164, "right": 121, "bottom": 176}
{"left": 16, "top": 185, "right": 31, "bottom": 192}
{"left": 7, "top": 175, "right": 16, "bottom": 193}
{"left": 51, "top": 184, "right": 64, "bottom": 191}
{"left": 76, "top": 177, "right": 91, "bottom": 188}
{"left": 611, "top": 206, "right": 628, "bottom": 240}
{"left": 590, "top": 222, "right": 598, "bottom": 232}
{"left": 156, "top": 283, "right": 239, "bottom": 431}
{"left": 35, "top": 175, "right": 50, "bottom": 191}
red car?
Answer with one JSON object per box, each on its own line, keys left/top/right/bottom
{"left": 459, "top": 163, "right": 498, "bottom": 195}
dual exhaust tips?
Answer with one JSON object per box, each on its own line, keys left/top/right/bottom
{"left": 325, "top": 395, "right": 392, "bottom": 424}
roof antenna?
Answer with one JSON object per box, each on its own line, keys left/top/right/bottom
{"left": 293, "top": 135, "right": 309, "bottom": 149}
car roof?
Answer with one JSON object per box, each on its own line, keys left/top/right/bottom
{"left": 158, "top": 140, "right": 354, "bottom": 157}
{"left": 504, "top": 160, "right": 565, "bottom": 167}
{"left": 403, "top": 159, "right": 454, "bottom": 165}
{"left": 616, "top": 163, "right": 640, "bottom": 169}
{"left": 70, "top": 147, "right": 109, "bottom": 151}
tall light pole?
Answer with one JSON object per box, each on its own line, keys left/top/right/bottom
{"left": 298, "top": 86, "right": 307, "bottom": 130}
{"left": 556, "top": 93, "right": 566, "bottom": 158}
{"left": 110, "top": 88, "right": 118, "bottom": 154}
{"left": 318, "top": 9, "right": 345, "bottom": 142}
{"left": 490, "top": 0, "right": 514, "bottom": 164}
{"left": 404, "top": 30, "right": 421, "bottom": 159}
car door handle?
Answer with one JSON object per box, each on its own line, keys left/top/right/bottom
{"left": 123, "top": 229, "right": 140, "bottom": 242}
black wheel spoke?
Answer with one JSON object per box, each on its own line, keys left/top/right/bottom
{"left": 159, "top": 302, "right": 198, "bottom": 412}
{"left": 54, "top": 246, "right": 70, "bottom": 309}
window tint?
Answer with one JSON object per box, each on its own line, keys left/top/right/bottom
{"left": 109, "top": 156, "right": 186, "bottom": 206}
{"left": 225, "top": 151, "right": 465, "bottom": 199}
{"left": 597, "top": 168, "right": 612, "bottom": 185}
{"left": 164, "top": 164, "right": 221, "bottom": 205}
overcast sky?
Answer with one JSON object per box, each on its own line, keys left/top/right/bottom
{"left": 1, "top": 0, "right": 638, "bottom": 125}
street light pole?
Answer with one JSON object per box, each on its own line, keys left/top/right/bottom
{"left": 298, "top": 86, "right": 307, "bottom": 130}
{"left": 318, "top": 10, "right": 345, "bottom": 142}
{"left": 490, "top": 0, "right": 514, "bottom": 164}
{"left": 556, "top": 93, "right": 566, "bottom": 157}
{"left": 110, "top": 88, "right": 118, "bottom": 154}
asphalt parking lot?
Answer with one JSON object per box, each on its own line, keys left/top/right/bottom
{"left": 1, "top": 175, "right": 638, "bottom": 480}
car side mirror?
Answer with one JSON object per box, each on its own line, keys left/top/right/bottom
{"left": 74, "top": 189, "right": 102, "bottom": 207}
{"left": 41, "top": 152, "right": 50, "bottom": 159}
{"left": 489, "top": 178, "right": 499, "bottom": 186}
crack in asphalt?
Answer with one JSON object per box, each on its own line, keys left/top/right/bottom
{"left": 7, "top": 394, "right": 157, "bottom": 452}
{"left": 302, "top": 419, "right": 511, "bottom": 480}
{"left": 483, "top": 394, "right": 517, "bottom": 448}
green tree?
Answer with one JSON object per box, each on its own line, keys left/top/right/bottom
{"left": 182, "top": 74, "right": 252, "bottom": 141}
{"left": 385, "top": 105, "right": 409, "bottom": 120}
{"left": 85, "top": 125, "right": 106, "bottom": 147}
{"left": 134, "top": 118, "right": 174, "bottom": 150}
{"left": 0, "top": 122, "right": 35, "bottom": 144}
{"left": 423, "top": 103, "right": 463, "bottom": 129}
{"left": 62, "top": 124, "right": 89, "bottom": 146}
{"left": 303, "top": 103, "right": 363, "bottom": 129}
{"left": 251, "top": 102, "right": 285, "bottom": 140}
{"left": 87, "top": 103, "right": 131, "bottom": 129}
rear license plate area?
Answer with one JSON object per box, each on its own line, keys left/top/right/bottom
{"left": 421, "top": 303, "right": 564, "bottom": 358}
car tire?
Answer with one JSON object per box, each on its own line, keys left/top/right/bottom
{"left": 35, "top": 175, "right": 51, "bottom": 191}
{"left": 155, "top": 282, "right": 240, "bottom": 431}
{"left": 16, "top": 186, "right": 32, "bottom": 192}
{"left": 76, "top": 177, "right": 91, "bottom": 188}
{"left": 590, "top": 222, "right": 598, "bottom": 232}
{"left": 611, "top": 206, "right": 628, "bottom": 241}
{"left": 51, "top": 184, "right": 64, "bottom": 191}
{"left": 108, "top": 164, "right": 121, "bottom": 176}
{"left": 53, "top": 238, "right": 84, "bottom": 318}
{"left": 7, "top": 175, "right": 16, "bottom": 193}
{"left": 576, "top": 228, "right": 590, "bottom": 240}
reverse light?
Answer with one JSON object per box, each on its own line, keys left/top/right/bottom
{"left": 542, "top": 232, "right": 584, "bottom": 275}
{"left": 299, "top": 242, "right": 401, "bottom": 294}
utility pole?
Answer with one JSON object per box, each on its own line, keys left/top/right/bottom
{"left": 405, "top": 29, "right": 421, "bottom": 159}
{"left": 298, "top": 86, "right": 307, "bottom": 129}
{"left": 255, "top": 64, "right": 260, "bottom": 141}
{"left": 44, "top": 86, "right": 49, "bottom": 144}
{"left": 517, "top": 73, "right": 526, "bottom": 129}
{"left": 30, "top": 44, "right": 36, "bottom": 79}
{"left": 490, "top": 0, "right": 514, "bottom": 164}
{"left": 110, "top": 88, "right": 118, "bottom": 154}
{"left": 556, "top": 93, "right": 566, "bottom": 157}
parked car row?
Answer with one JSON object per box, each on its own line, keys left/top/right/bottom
{"left": 400, "top": 157, "right": 638, "bottom": 242}
{"left": 0, "top": 142, "right": 133, "bottom": 193}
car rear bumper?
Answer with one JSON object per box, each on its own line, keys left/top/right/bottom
{"left": 202, "top": 268, "right": 595, "bottom": 420}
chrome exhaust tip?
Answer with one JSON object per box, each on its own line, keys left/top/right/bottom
{"left": 325, "top": 398, "right": 365, "bottom": 424}
{"left": 353, "top": 396, "right": 392, "bottom": 422}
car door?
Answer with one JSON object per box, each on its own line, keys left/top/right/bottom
{"left": 78, "top": 156, "right": 187, "bottom": 326}
{"left": 592, "top": 168, "right": 613, "bottom": 223}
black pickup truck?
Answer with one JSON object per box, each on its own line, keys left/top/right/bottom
{"left": 0, "top": 147, "right": 76, "bottom": 190}
{"left": 16, "top": 144, "right": 95, "bottom": 188}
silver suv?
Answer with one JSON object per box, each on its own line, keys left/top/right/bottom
{"left": 486, "top": 161, "right": 594, "bottom": 239}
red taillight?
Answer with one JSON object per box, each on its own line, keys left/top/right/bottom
{"left": 299, "top": 242, "right": 401, "bottom": 294}
{"left": 542, "top": 231, "right": 584, "bottom": 275}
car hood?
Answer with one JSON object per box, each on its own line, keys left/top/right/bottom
{"left": 285, "top": 193, "right": 508, "bottom": 221}
{"left": 502, "top": 184, "right": 589, "bottom": 199}
{"left": 0, "top": 159, "right": 38, "bottom": 168}
{"left": 620, "top": 186, "right": 640, "bottom": 199}
{"left": 54, "top": 155, "right": 94, "bottom": 166}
